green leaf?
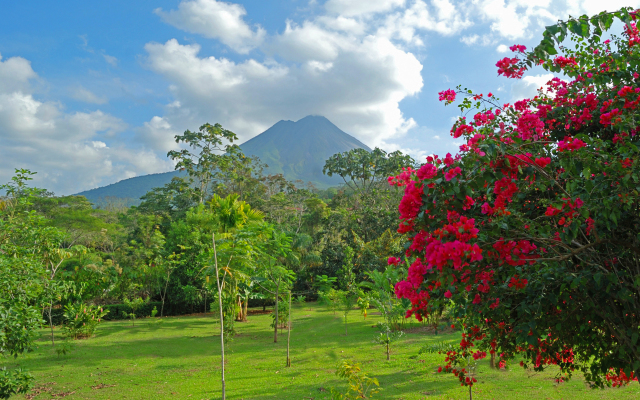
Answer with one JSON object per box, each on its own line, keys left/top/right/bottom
{"left": 599, "top": 13, "right": 614, "bottom": 30}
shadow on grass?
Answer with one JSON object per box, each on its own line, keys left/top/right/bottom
{"left": 225, "top": 369, "right": 460, "bottom": 400}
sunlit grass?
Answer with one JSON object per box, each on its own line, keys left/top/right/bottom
{"left": 10, "top": 303, "right": 640, "bottom": 399}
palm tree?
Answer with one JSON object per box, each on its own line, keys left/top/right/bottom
{"left": 207, "top": 193, "right": 264, "bottom": 321}
{"left": 209, "top": 193, "right": 264, "bottom": 234}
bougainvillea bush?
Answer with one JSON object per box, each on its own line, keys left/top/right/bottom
{"left": 392, "top": 7, "right": 640, "bottom": 389}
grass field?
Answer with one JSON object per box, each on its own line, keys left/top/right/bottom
{"left": 9, "top": 302, "right": 640, "bottom": 399}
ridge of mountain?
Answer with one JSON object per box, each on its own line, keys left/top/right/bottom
{"left": 76, "top": 116, "right": 370, "bottom": 204}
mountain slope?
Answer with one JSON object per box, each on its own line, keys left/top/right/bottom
{"left": 76, "top": 115, "right": 370, "bottom": 203}
{"left": 240, "top": 115, "right": 371, "bottom": 186}
{"left": 75, "top": 170, "right": 187, "bottom": 206}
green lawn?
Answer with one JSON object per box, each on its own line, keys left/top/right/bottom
{"left": 9, "top": 302, "right": 640, "bottom": 399}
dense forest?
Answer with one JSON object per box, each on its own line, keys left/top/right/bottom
{"left": 1, "top": 121, "right": 416, "bottom": 334}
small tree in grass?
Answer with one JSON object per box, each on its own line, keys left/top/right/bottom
{"left": 331, "top": 360, "right": 381, "bottom": 399}
{"left": 374, "top": 322, "right": 404, "bottom": 361}
{"left": 318, "top": 288, "right": 342, "bottom": 316}
{"left": 123, "top": 297, "right": 145, "bottom": 327}
{"left": 340, "top": 290, "right": 358, "bottom": 335}
{"left": 356, "top": 290, "right": 369, "bottom": 319}
{"left": 255, "top": 226, "right": 296, "bottom": 343}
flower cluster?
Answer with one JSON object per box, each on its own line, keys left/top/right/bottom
{"left": 438, "top": 89, "right": 457, "bottom": 104}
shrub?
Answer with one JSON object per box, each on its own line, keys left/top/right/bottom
{"left": 62, "top": 303, "right": 108, "bottom": 339}
{"left": 331, "top": 361, "right": 380, "bottom": 399}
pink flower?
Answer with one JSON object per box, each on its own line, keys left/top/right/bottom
{"left": 438, "top": 89, "right": 457, "bottom": 103}
{"left": 453, "top": 124, "right": 474, "bottom": 138}
{"left": 463, "top": 196, "right": 475, "bottom": 210}
{"left": 443, "top": 153, "right": 454, "bottom": 166}
{"left": 444, "top": 290, "right": 452, "bottom": 299}
{"left": 416, "top": 163, "right": 438, "bottom": 180}
{"left": 509, "top": 44, "right": 526, "bottom": 53}
{"left": 444, "top": 167, "right": 462, "bottom": 181}
{"left": 534, "top": 157, "right": 551, "bottom": 168}
{"left": 557, "top": 136, "right": 587, "bottom": 152}
{"left": 481, "top": 202, "right": 493, "bottom": 215}
{"left": 545, "top": 205, "right": 562, "bottom": 216}
{"left": 496, "top": 57, "right": 525, "bottom": 79}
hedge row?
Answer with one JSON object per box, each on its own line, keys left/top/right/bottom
{"left": 44, "top": 298, "right": 276, "bottom": 325}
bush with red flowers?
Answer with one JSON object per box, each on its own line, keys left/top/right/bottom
{"left": 392, "top": 7, "right": 640, "bottom": 389}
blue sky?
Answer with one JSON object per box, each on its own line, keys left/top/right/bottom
{"left": 1, "top": 0, "right": 636, "bottom": 194}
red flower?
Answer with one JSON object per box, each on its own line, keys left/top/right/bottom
{"left": 445, "top": 167, "right": 462, "bottom": 181}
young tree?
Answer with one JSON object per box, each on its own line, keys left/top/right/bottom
{"left": 255, "top": 226, "right": 296, "bottom": 343}
{"left": 340, "top": 290, "right": 358, "bottom": 336}
{"left": 393, "top": 7, "right": 640, "bottom": 388}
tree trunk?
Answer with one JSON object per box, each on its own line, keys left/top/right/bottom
{"left": 490, "top": 352, "right": 496, "bottom": 369}
{"left": 274, "top": 285, "right": 279, "bottom": 343}
{"left": 48, "top": 304, "right": 55, "bottom": 346}
{"left": 236, "top": 296, "right": 243, "bottom": 321}
{"left": 212, "top": 234, "right": 226, "bottom": 400}
{"left": 286, "top": 291, "right": 291, "bottom": 367}
{"left": 160, "top": 269, "right": 172, "bottom": 318}
{"left": 344, "top": 313, "right": 348, "bottom": 335}
{"left": 243, "top": 293, "right": 249, "bottom": 322}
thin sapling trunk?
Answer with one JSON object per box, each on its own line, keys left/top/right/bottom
{"left": 286, "top": 291, "right": 291, "bottom": 367}
{"left": 274, "top": 283, "right": 279, "bottom": 343}
{"left": 212, "top": 234, "right": 229, "bottom": 400}
{"left": 386, "top": 332, "right": 390, "bottom": 361}
{"left": 48, "top": 304, "right": 54, "bottom": 346}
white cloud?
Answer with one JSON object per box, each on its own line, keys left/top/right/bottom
{"left": 103, "top": 54, "right": 118, "bottom": 67}
{"left": 511, "top": 73, "right": 554, "bottom": 101}
{"left": 0, "top": 53, "right": 37, "bottom": 93}
{"left": 461, "top": 34, "right": 479, "bottom": 45}
{"left": 474, "top": 0, "right": 556, "bottom": 40}
{"left": 0, "top": 56, "right": 172, "bottom": 195}
{"left": 267, "top": 20, "right": 347, "bottom": 62}
{"left": 155, "top": 0, "right": 265, "bottom": 54}
{"left": 136, "top": 115, "right": 182, "bottom": 153}
{"left": 144, "top": 31, "right": 423, "bottom": 149}
{"left": 316, "top": 15, "right": 366, "bottom": 35}
{"left": 70, "top": 86, "right": 108, "bottom": 104}
{"left": 377, "top": 0, "right": 473, "bottom": 45}
{"left": 496, "top": 44, "right": 509, "bottom": 52}
{"left": 325, "top": 0, "right": 406, "bottom": 16}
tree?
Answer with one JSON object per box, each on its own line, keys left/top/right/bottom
{"left": 137, "top": 177, "right": 198, "bottom": 231}
{"left": 255, "top": 226, "right": 296, "bottom": 343}
{"left": 209, "top": 193, "right": 265, "bottom": 322}
{"left": 323, "top": 148, "right": 415, "bottom": 242}
{"left": 209, "top": 233, "right": 231, "bottom": 400}
{"left": 323, "top": 148, "right": 415, "bottom": 194}
{"left": 393, "top": 7, "right": 640, "bottom": 389}
{"left": 167, "top": 123, "right": 242, "bottom": 204}
{"left": 340, "top": 290, "right": 358, "bottom": 335}
{"left": 0, "top": 170, "right": 52, "bottom": 398}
